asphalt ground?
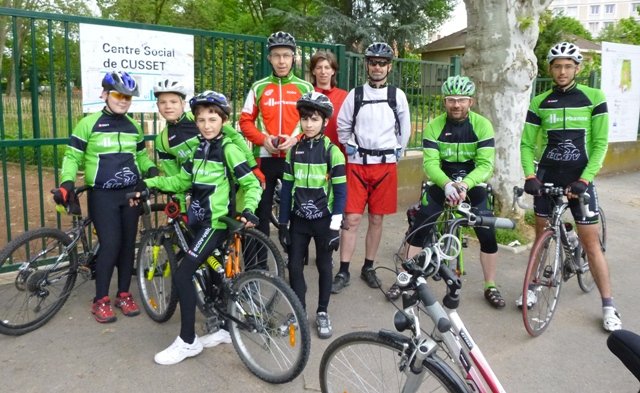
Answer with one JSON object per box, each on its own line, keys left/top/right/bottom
{"left": 1, "top": 171, "right": 639, "bottom": 392}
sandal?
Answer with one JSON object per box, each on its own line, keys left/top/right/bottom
{"left": 385, "top": 283, "right": 402, "bottom": 301}
{"left": 484, "top": 287, "right": 506, "bottom": 309}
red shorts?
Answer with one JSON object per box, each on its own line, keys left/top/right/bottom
{"left": 345, "top": 163, "right": 397, "bottom": 215}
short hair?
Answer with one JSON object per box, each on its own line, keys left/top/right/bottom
{"left": 310, "top": 50, "right": 339, "bottom": 88}
{"left": 192, "top": 103, "right": 228, "bottom": 122}
{"left": 297, "top": 105, "right": 328, "bottom": 120}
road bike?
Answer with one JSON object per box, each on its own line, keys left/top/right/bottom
{"left": 513, "top": 185, "right": 606, "bottom": 337}
{"left": 131, "top": 189, "right": 309, "bottom": 383}
{"left": 0, "top": 186, "right": 98, "bottom": 336}
{"left": 320, "top": 204, "right": 515, "bottom": 392}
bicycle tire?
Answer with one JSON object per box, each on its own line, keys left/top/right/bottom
{"left": 136, "top": 234, "right": 178, "bottom": 322}
{"left": 0, "top": 227, "right": 78, "bottom": 336}
{"left": 227, "top": 270, "right": 310, "bottom": 384}
{"left": 238, "top": 228, "right": 286, "bottom": 279}
{"left": 319, "top": 331, "right": 466, "bottom": 392}
{"left": 576, "top": 242, "right": 596, "bottom": 293}
{"left": 270, "top": 179, "right": 281, "bottom": 227}
{"left": 522, "top": 229, "right": 563, "bottom": 337}
{"left": 598, "top": 207, "right": 607, "bottom": 253}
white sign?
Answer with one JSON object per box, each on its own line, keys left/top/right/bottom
{"left": 601, "top": 41, "right": 640, "bottom": 142}
{"left": 79, "top": 24, "right": 194, "bottom": 113}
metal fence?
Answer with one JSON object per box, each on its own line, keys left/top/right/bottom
{"left": 0, "top": 7, "right": 452, "bottom": 244}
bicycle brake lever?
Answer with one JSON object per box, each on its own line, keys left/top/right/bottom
{"left": 579, "top": 193, "right": 596, "bottom": 219}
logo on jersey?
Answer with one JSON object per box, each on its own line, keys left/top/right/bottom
{"left": 299, "top": 200, "right": 323, "bottom": 220}
{"left": 102, "top": 167, "right": 138, "bottom": 189}
{"left": 545, "top": 139, "right": 581, "bottom": 162}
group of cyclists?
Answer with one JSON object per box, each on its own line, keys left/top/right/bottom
{"left": 51, "top": 31, "right": 621, "bottom": 366}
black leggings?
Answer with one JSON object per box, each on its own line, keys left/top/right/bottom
{"left": 408, "top": 185, "right": 498, "bottom": 254}
{"left": 174, "top": 223, "right": 226, "bottom": 344}
{"left": 256, "top": 157, "right": 286, "bottom": 236}
{"left": 288, "top": 215, "right": 333, "bottom": 314}
{"left": 88, "top": 187, "right": 140, "bottom": 301}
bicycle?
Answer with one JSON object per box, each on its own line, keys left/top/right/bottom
{"left": 404, "top": 180, "right": 495, "bottom": 277}
{"left": 513, "top": 185, "right": 605, "bottom": 337}
{"left": 319, "top": 205, "right": 515, "bottom": 392}
{"left": 0, "top": 186, "right": 98, "bottom": 336}
{"left": 131, "top": 190, "right": 308, "bottom": 383}
{"left": 270, "top": 178, "right": 281, "bottom": 227}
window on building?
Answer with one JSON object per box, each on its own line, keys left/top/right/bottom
{"left": 604, "top": 4, "right": 615, "bottom": 14}
{"left": 552, "top": 7, "right": 564, "bottom": 16}
{"left": 566, "top": 6, "right": 578, "bottom": 17}
{"left": 633, "top": 3, "right": 640, "bottom": 17}
{"left": 589, "top": 22, "right": 600, "bottom": 34}
{"left": 590, "top": 5, "right": 600, "bottom": 15}
{"left": 603, "top": 21, "right": 614, "bottom": 30}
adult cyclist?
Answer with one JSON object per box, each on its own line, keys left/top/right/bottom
{"left": 239, "top": 31, "right": 314, "bottom": 238}
{"left": 519, "top": 42, "right": 621, "bottom": 332}
{"left": 395, "top": 75, "right": 504, "bottom": 308}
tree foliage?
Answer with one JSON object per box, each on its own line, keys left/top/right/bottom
{"left": 534, "top": 10, "right": 592, "bottom": 77}
{"left": 598, "top": 17, "right": 640, "bottom": 45}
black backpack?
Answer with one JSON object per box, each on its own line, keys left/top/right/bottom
{"left": 351, "top": 85, "right": 401, "bottom": 136}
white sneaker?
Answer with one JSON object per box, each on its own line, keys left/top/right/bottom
{"left": 316, "top": 312, "right": 333, "bottom": 339}
{"left": 199, "top": 329, "right": 231, "bottom": 348}
{"left": 603, "top": 307, "right": 622, "bottom": 332}
{"left": 515, "top": 290, "right": 537, "bottom": 309}
{"left": 154, "top": 335, "right": 204, "bottom": 365}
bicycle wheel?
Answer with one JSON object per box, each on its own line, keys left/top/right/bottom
{"left": 320, "top": 331, "right": 466, "bottom": 392}
{"left": 0, "top": 227, "right": 78, "bottom": 336}
{"left": 576, "top": 243, "right": 596, "bottom": 293}
{"left": 597, "top": 207, "right": 607, "bottom": 252}
{"left": 270, "top": 179, "right": 281, "bottom": 227}
{"left": 238, "top": 228, "right": 286, "bottom": 279}
{"left": 227, "top": 270, "right": 310, "bottom": 384}
{"left": 136, "top": 234, "right": 178, "bottom": 322}
{"left": 522, "top": 229, "right": 563, "bottom": 337}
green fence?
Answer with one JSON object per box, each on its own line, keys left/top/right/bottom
{"left": 0, "top": 7, "right": 453, "bottom": 244}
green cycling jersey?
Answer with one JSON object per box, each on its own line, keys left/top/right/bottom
{"left": 422, "top": 111, "right": 495, "bottom": 190}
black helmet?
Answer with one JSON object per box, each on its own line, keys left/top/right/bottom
{"left": 188, "top": 90, "right": 231, "bottom": 116}
{"left": 365, "top": 42, "right": 394, "bottom": 60}
{"left": 102, "top": 71, "right": 139, "bottom": 97}
{"left": 296, "top": 91, "right": 334, "bottom": 119}
{"left": 267, "top": 31, "right": 296, "bottom": 51}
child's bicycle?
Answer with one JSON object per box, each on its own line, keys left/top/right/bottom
{"left": 319, "top": 205, "right": 515, "bottom": 392}
{"left": 0, "top": 185, "right": 98, "bottom": 336}
{"left": 513, "top": 185, "right": 605, "bottom": 337}
{"left": 131, "top": 189, "right": 308, "bottom": 384}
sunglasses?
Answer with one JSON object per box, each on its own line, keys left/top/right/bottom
{"left": 109, "top": 91, "right": 133, "bottom": 101}
{"left": 368, "top": 60, "right": 390, "bottom": 67}
{"left": 444, "top": 96, "right": 471, "bottom": 105}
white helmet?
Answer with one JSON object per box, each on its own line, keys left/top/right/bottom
{"left": 547, "top": 42, "right": 583, "bottom": 64}
{"left": 153, "top": 79, "right": 188, "bottom": 98}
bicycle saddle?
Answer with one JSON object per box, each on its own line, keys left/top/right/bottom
{"left": 607, "top": 329, "right": 640, "bottom": 383}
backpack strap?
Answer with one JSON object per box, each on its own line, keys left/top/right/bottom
{"left": 387, "top": 85, "right": 401, "bottom": 136}
{"left": 350, "top": 85, "right": 401, "bottom": 139}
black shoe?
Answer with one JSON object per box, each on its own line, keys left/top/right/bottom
{"left": 331, "top": 272, "right": 350, "bottom": 294}
{"left": 360, "top": 268, "right": 381, "bottom": 289}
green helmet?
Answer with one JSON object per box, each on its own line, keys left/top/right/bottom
{"left": 442, "top": 75, "right": 475, "bottom": 96}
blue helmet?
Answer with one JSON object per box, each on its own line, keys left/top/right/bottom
{"left": 189, "top": 90, "right": 231, "bottom": 116}
{"left": 365, "top": 42, "right": 394, "bottom": 60}
{"left": 102, "top": 71, "right": 139, "bottom": 97}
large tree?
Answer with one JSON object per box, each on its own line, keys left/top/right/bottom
{"left": 598, "top": 17, "right": 640, "bottom": 45}
{"left": 463, "top": 0, "right": 552, "bottom": 216}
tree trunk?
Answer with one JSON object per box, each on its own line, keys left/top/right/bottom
{"left": 463, "top": 0, "right": 552, "bottom": 217}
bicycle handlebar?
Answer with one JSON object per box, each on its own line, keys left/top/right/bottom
{"left": 455, "top": 202, "right": 515, "bottom": 229}
{"left": 512, "top": 184, "right": 595, "bottom": 218}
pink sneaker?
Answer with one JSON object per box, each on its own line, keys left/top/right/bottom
{"left": 91, "top": 296, "right": 117, "bottom": 323}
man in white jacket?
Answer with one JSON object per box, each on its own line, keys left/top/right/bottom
{"left": 332, "top": 42, "right": 411, "bottom": 293}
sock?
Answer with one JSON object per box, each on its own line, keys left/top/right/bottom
{"left": 363, "top": 258, "right": 374, "bottom": 270}
{"left": 316, "top": 305, "right": 328, "bottom": 314}
{"left": 484, "top": 281, "right": 496, "bottom": 290}
{"left": 339, "top": 262, "right": 350, "bottom": 275}
{"left": 602, "top": 297, "right": 614, "bottom": 308}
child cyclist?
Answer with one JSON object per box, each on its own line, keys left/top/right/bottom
{"left": 153, "top": 79, "right": 265, "bottom": 213}
{"left": 140, "top": 91, "right": 262, "bottom": 365}
{"left": 278, "top": 92, "right": 346, "bottom": 339}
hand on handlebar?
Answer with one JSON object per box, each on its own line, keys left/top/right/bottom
{"left": 240, "top": 209, "right": 259, "bottom": 228}
{"left": 444, "top": 182, "right": 463, "bottom": 205}
{"left": 524, "top": 177, "right": 543, "bottom": 196}
{"left": 566, "top": 179, "right": 588, "bottom": 199}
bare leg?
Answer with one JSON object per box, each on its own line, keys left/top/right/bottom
{"left": 339, "top": 213, "right": 362, "bottom": 263}
{"left": 480, "top": 251, "right": 497, "bottom": 284}
{"left": 364, "top": 213, "right": 384, "bottom": 261}
{"left": 577, "top": 223, "right": 612, "bottom": 298}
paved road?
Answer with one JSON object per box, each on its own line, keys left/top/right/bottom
{"left": 1, "top": 171, "right": 639, "bottom": 392}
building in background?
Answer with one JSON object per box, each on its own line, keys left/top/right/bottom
{"left": 550, "top": 1, "right": 640, "bottom": 36}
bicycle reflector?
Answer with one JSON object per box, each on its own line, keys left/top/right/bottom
{"left": 164, "top": 201, "right": 181, "bottom": 219}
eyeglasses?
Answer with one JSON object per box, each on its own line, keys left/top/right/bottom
{"left": 109, "top": 91, "right": 133, "bottom": 101}
{"left": 550, "top": 64, "right": 577, "bottom": 72}
{"left": 444, "top": 96, "right": 471, "bottom": 105}
{"left": 269, "top": 53, "right": 294, "bottom": 60}
{"left": 368, "top": 60, "right": 390, "bottom": 67}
